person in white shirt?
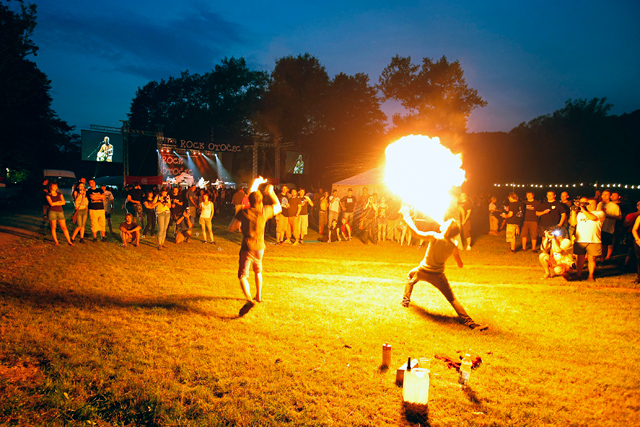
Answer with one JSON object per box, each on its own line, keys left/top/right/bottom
{"left": 569, "top": 197, "right": 605, "bottom": 281}
{"left": 596, "top": 190, "right": 622, "bottom": 262}
{"left": 199, "top": 192, "right": 215, "bottom": 244}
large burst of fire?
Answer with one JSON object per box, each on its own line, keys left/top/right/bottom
{"left": 385, "top": 135, "right": 465, "bottom": 223}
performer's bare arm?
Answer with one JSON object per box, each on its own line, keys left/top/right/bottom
{"left": 452, "top": 247, "right": 464, "bottom": 268}
{"left": 401, "top": 207, "right": 435, "bottom": 240}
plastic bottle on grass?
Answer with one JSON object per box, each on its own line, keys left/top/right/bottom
{"left": 459, "top": 354, "right": 472, "bottom": 385}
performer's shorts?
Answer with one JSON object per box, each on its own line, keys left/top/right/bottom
{"left": 238, "top": 249, "right": 264, "bottom": 278}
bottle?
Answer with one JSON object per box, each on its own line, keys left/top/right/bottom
{"left": 382, "top": 343, "right": 392, "bottom": 368}
{"left": 459, "top": 354, "right": 472, "bottom": 385}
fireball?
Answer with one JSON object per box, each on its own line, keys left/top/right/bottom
{"left": 385, "top": 135, "right": 465, "bottom": 223}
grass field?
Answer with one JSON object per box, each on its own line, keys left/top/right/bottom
{"left": 1, "top": 207, "right": 639, "bottom": 426}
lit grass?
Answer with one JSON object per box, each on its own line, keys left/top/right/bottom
{"left": 0, "top": 209, "right": 639, "bottom": 426}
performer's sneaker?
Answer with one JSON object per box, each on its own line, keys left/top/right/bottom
{"left": 468, "top": 323, "right": 489, "bottom": 331}
{"left": 401, "top": 298, "right": 410, "bottom": 308}
{"left": 239, "top": 301, "right": 255, "bottom": 317}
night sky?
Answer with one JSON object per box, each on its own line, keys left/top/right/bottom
{"left": 30, "top": 0, "right": 640, "bottom": 134}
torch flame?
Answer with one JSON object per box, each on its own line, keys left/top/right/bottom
{"left": 385, "top": 135, "right": 465, "bottom": 223}
{"left": 250, "top": 176, "right": 268, "bottom": 193}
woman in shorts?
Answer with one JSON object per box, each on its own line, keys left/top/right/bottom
{"left": 46, "top": 182, "right": 74, "bottom": 246}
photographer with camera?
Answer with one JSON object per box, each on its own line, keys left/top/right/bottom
{"left": 539, "top": 227, "right": 574, "bottom": 280}
{"left": 569, "top": 197, "right": 605, "bottom": 281}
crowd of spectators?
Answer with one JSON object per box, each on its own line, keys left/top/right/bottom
{"left": 487, "top": 189, "right": 640, "bottom": 283}
{"left": 39, "top": 177, "right": 640, "bottom": 284}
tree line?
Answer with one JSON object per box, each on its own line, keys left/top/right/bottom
{"left": 2, "top": 0, "right": 638, "bottom": 190}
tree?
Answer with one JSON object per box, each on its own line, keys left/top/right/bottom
{"left": 316, "top": 72, "right": 386, "bottom": 181}
{"left": 0, "top": 0, "right": 78, "bottom": 178}
{"left": 129, "top": 58, "right": 269, "bottom": 145}
{"left": 378, "top": 55, "right": 487, "bottom": 144}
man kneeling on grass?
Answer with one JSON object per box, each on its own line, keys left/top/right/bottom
{"left": 120, "top": 213, "right": 141, "bottom": 247}
{"left": 539, "top": 227, "right": 574, "bottom": 280}
{"left": 401, "top": 207, "right": 488, "bottom": 331}
{"left": 229, "top": 181, "right": 281, "bottom": 313}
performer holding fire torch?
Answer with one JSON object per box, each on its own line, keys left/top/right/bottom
{"left": 229, "top": 178, "right": 282, "bottom": 315}
{"left": 400, "top": 207, "right": 488, "bottom": 331}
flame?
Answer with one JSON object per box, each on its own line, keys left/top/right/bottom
{"left": 250, "top": 176, "right": 267, "bottom": 193}
{"left": 385, "top": 135, "right": 465, "bottom": 223}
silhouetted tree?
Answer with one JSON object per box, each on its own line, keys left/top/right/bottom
{"left": 378, "top": 55, "right": 487, "bottom": 146}
{"left": 0, "top": 0, "right": 78, "bottom": 178}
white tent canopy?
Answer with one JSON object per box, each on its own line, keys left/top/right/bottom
{"left": 331, "top": 166, "right": 387, "bottom": 199}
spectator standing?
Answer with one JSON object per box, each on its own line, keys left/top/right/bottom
{"left": 276, "top": 185, "right": 290, "bottom": 244}
{"left": 522, "top": 192, "right": 541, "bottom": 252}
{"left": 187, "top": 184, "right": 199, "bottom": 225}
{"left": 126, "top": 182, "right": 145, "bottom": 229}
{"left": 458, "top": 193, "right": 473, "bottom": 250}
{"left": 143, "top": 191, "right": 156, "bottom": 238}
{"left": 342, "top": 188, "right": 357, "bottom": 229}
{"left": 46, "top": 182, "right": 74, "bottom": 246}
{"left": 597, "top": 190, "right": 622, "bottom": 261}
{"left": 102, "top": 185, "right": 115, "bottom": 233}
{"left": 40, "top": 178, "right": 50, "bottom": 227}
{"left": 154, "top": 187, "right": 171, "bottom": 250}
{"left": 502, "top": 192, "right": 524, "bottom": 252}
{"left": 199, "top": 192, "right": 215, "bottom": 244}
{"left": 86, "top": 179, "right": 107, "bottom": 242}
{"left": 631, "top": 214, "right": 640, "bottom": 284}
{"left": 288, "top": 189, "right": 302, "bottom": 245}
{"left": 361, "top": 195, "right": 378, "bottom": 245}
{"left": 318, "top": 191, "right": 329, "bottom": 235}
{"left": 377, "top": 196, "right": 388, "bottom": 243}
{"left": 170, "top": 187, "right": 185, "bottom": 236}
{"left": 328, "top": 190, "right": 341, "bottom": 227}
{"left": 71, "top": 182, "right": 89, "bottom": 243}
{"left": 488, "top": 197, "right": 499, "bottom": 235}
{"left": 537, "top": 191, "right": 567, "bottom": 240}
{"left": 298, "top": 188, "right": 313, "bottom": 243}
{"left": 570, "top": 197, "right": 605, "bottom": 281}
{"left": 232, "top": 187, "right": 246, "bottom": 215}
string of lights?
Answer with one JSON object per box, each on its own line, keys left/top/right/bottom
{"left": 493, "top": 182, "right": 640, "bottom": 189}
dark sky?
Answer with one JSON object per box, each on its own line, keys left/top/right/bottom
{"left": 30, "top": 0, "right": 640, "bottom": 134}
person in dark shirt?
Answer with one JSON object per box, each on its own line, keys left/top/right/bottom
{"left": 119, "top": 213, "right": 141, "bottom": 247}
{"left": 501, "top": 192, "right": 524, "bottom": 252}
{"left": 170, "top": 187, "right": 185, "bottom": 236}
{"left": 126, "top": 181, "right": 145, "bottom": 229}
{"left": 86, "top": 179, "right": 106, "bottom": 242}
{"left": 536, "top": 191, "right": 568, "bottom": 240}
{"left": 342, "top": 188, "right": 357, "bottom": 229}
{"left": 522, "top": 192, "right": 541, "bottom": 252}
{"left": 288, "top": 189, "right": 302, "bottom": 245}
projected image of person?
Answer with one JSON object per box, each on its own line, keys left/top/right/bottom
{"left": 400, "top": 207, "right": 488, "bottom": 331}
{"left": 96, "top": 137, "right": 114, "bottom": 162}
{"left": 229, "top": 182, "right": 282, "bottom": 313}
{"left": 293, "top": 155, "right": 304, "bottom": 174}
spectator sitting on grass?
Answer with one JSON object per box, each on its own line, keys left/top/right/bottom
{"left": 175, "top": 208, "right": 193, "bottom": 244}
{"left": 320, "top": 219, "right": 341, "bottom": 243}
{"left": 539, "top": 227, "right": 574, "bottom": 280}
{"left": 120, "top": 213, "right": 141, "bottom": 247}
{"left": 340, "top": 217, "right": 352, "bottom": 241}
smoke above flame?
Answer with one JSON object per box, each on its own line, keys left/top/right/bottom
{"left": 385, "top": 135, "right": 465, "bottom": 223}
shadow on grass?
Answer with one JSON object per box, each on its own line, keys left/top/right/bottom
{"left": 0, "top": 281, "right": 246, "bottom": 321}
{"left": 409, "top": 305, "right": 465, "bottom": 329}
{"left": 402, "top": 401, "right": 430, "bottom": 425}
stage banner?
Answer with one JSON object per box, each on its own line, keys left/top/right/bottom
{"left": 161, "top": 137, "right": 242, "bottom": 153}
{"left": 125, "top": 175, "right": 163, "bottom": 186}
